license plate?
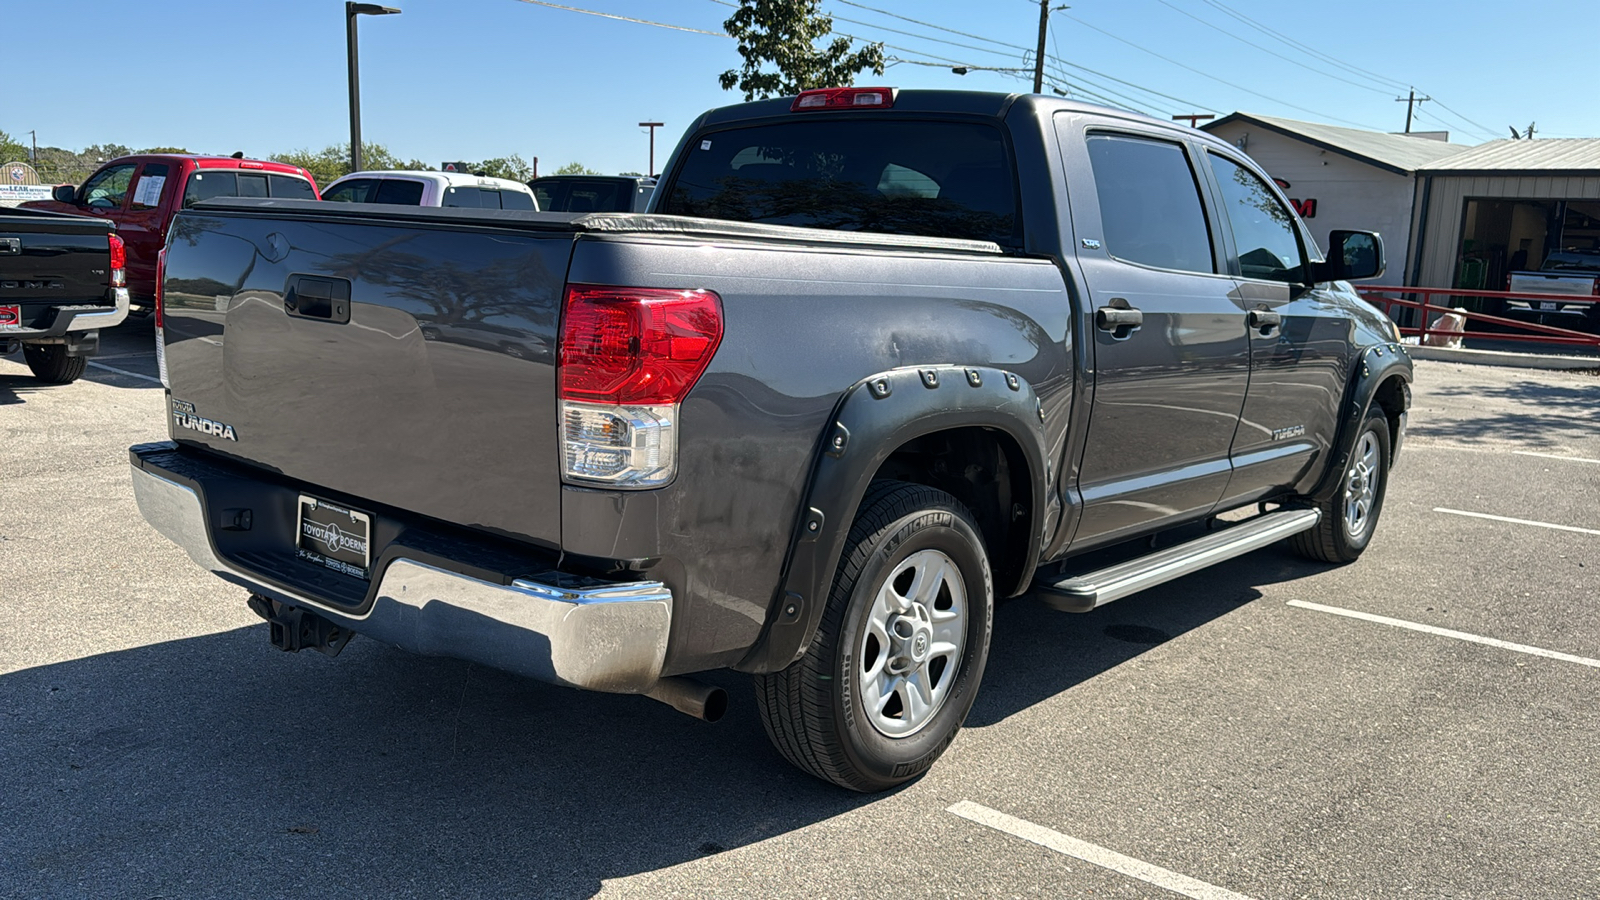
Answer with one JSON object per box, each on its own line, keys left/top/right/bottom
{"left": 0, "top": 305, "right": 19, "bottom": 330}
{"left": 295, "top": 495, "right": 372, "bottom": 580}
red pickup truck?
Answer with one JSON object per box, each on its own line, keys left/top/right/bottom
{"left": 24, "top": 154, "right": 320, "bottom": 312}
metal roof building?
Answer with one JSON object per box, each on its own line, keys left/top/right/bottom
{"left": 1409, "top": 139, "right": 1600, "bottom": 288}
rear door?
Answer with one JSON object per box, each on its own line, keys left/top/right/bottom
{"left": 118, "top": 160, "right": 176, "bottom": 300}
{"left": 1056, "top": 117, "right": 1250, "bottom": 549}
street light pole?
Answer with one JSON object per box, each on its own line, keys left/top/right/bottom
{"left": 639, "top": 122, "right": 664, "bottom": 176}
{"left": 346, "top": 2, "right": 401, "bottom": 175}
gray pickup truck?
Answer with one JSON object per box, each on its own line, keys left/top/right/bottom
{"left": 1, "top": 207, "right": 129, "bottom": 382}
{"left": 131, "top": 88, "right": 1410, "bottom": 791}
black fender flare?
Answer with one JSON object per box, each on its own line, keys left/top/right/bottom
{"left": 1304, "top": 342, "right": 1413, "bottom": 503}
{"left": 737, "top": 365, "right": 1052, "bottom": 674}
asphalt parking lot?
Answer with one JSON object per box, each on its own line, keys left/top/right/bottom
{"left": 2, "top": 320, "right": 1597, "bottom": 899}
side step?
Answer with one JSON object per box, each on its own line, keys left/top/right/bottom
{"left": 1034, "top": 508, "right": 1321, "bottom": 613}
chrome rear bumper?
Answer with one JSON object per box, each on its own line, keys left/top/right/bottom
{"left": 131, "top": 465, "right": 672, "bottom": 693}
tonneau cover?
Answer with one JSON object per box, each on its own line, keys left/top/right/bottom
{"left": 191, "top": 199, "right": 1003, "bottom": 256}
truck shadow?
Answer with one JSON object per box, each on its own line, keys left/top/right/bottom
{"left": 0, "top": 549, "right": 1327, "bottom": 898}
{"left": 969, "top": 546, "right": 1328, "bottom": 727}
{"left": 0, "top": 370, "right": 47, "bottom": 405}
{"left": 1414, "top": 380, "right": 1600, "bottom": 447}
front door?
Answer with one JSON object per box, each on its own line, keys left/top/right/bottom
{"left": 119, "top": 160, "right": 176, "bottom": 302}
{"left": 1057, "top": 121, "right": 1251, "bottom": 550}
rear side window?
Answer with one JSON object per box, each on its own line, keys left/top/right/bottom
{"left": 1085, "top": 134, "right": 1214, "bottom": 274}
{"left": 184, "top": 171, "right": 237, "bottom": 208}
{"left": 660, "top": 120, "right": 1018, "bottom": 245}
{"left": 131, "top": 163, "right": 171, "bottom": 211}
{"left": 443, "top": 186, "right": 481, "bottom": 208}
{"left": 323, "top": 178, "right": 378, "bottom": 203}
{"left": 238, "top": 173, "right": 269, "bottom": 198}
{"left": 501, "top": 189, "right": 536, "bottom": 210}
{"left": 374, "top": 179, "right": 424, "bottom": 205}
{"left": 1207, "top": 153, "right": 1305, "bottom": 283}
{"left": 269, "top": 174, "right": 315, "bottom": 200}
{"left": 530, "top": 182, "right": 559, "bottom": 210}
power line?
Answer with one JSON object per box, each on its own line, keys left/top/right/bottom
{"left": 1061, "top": 14, "right": 1383, "bottom": 129}
{"left": 512, "top": 0, "right": 727, "bottom": 37}
{"left": 1153, "top": 0, "right": 1392, "bottom": 97}
{"left": 1194, "top": 0, "right": 1409, "bottom": 92}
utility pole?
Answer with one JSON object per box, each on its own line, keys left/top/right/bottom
{"left": 1173, "top": 114, "right": 1215, "bottom": 128}
{"left": 639, "top": 122, "right": 664, "bottom": 176}
{"left": 27, "top": 130, "right": 36, "bottom": 163}
{"left": 346, "top": 3, "right": 401, "bottom": 174}
{"left": 1033, "top": 0, "right": 1049, "bottom": 93}
{"left": 1395, "top": 88, "right": 1430, "bottom": 134}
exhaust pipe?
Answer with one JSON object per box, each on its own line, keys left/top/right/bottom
{"left": 644, "top": 677, "right": 728, "bottom": 722}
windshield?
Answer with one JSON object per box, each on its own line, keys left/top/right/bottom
{"left": 660, "top": 119, "right": 1018, "bottom": 246}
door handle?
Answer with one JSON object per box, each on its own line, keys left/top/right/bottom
{"left": 1248, "top": 309, "right": 1282, "bottom": 330}
{"left": 1095, "top": 306, "right": 1144, "bottom": 333}
{"left": 283, "top": 274, "right": 351, "bottom": 324}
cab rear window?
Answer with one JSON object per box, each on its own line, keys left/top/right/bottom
{"left": 660, "top": 119, "right": 1018, "bottom": 245}
{"left": 185, "top": 170, "right": 318, "bottom": 207}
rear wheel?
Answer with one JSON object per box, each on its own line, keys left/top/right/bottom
{"left": 23, "top": 344, "right": 88, "bottom": 384}
{"left": 754, "top": 480, "right": 993, "bottom": 792}
{"left": 1291, "top": 406, "right": 1391, "bottom": 563}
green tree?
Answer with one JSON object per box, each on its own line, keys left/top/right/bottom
{"left": 719, "top": 0, "right": 884, "bottom": 101}
{"left": 140, "top": 146, "right": 193, "bottom": 154}
{"left": 470, "top": 154, "right": 535, "bottom": 182}
{"left": 554, "top": 162, "right": 600, "bottom": 175}
{"left": 271, "top": 143, "right": 430, "bottom": 187}
{"left": 0, "top": 129, "right": 28, "bottom": 164}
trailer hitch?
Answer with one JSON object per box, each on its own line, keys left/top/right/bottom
{"left": 247, "top": 594, "right": 354, "bottom": 657}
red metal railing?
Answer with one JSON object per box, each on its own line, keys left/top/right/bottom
{"left": 1353, "top": 286, "right": 1600, "bottom": 348}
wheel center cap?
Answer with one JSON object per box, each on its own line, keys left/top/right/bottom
{"left": 890, "top": 604, "right": 935, "bottom": 666}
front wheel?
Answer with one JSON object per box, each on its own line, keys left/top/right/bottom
{"left": 754, "top": 480, "right": 994, "bottom": 792}
{"left": 1290, "top": 406, "right": 1392, "bottom": 563}
{"left": 23, "top": 344, "right": 88, "bottom": 384}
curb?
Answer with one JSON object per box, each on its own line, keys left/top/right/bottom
{"left": 1407, "top": 345, "right": 1599, "bottom": 371}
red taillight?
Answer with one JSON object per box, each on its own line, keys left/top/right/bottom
{"left": 559, "top": 285, "right": 723, "bottom": 405}
{"left": 154, "top": 246, "right": 166, "bottom": 329}
{"left": 107, "top": 232, "right": 127, "bottom": 285}
{"left": 791, "top": 87, "right": 896, "bottom": 111}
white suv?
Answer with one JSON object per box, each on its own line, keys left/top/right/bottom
{"left": 321, "top": 170, "right": 539, "bottom": 210}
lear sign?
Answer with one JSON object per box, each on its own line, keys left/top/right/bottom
{"left": 0, "top": 184, "right": 54, "bottom": 202}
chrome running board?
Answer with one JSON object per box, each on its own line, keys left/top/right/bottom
{"left": 1035, "top": 508, "right": 1321, "bottom": 613}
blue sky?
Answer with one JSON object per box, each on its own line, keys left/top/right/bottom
{"left": 8, "top": 0, "right": 1595, "bottom": 178}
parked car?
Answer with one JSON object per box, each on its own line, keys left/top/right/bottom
{"left": 1506, "top": 249, "right": 1600, "bottom": 331}
{"left": 22, "top": 154, "right": 319, "bottom": 314}
{"left": 528, "top": 175, "right": 654, "bottom": 212}
{"left": 0, "top": 207, "right": 127, "bottom": 382}
{"left": 321, "top": 171, "right": 539, "bottom": 210}
{"left": 131, "top": 88, "right": 1410, "bottom": 792}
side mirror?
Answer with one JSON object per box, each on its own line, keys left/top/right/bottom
{"left": 53, "top": 184, "right": 78, "bottom": 204}
{"left": 1312, "top": 230, "right": 1385, "bottom": 283}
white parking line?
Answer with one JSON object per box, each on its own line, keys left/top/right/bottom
{"left": 1433, "top": 507, "right": 1600, "bottom": 536}
{"left": 948, "top": 801, "right": 1257, "bottom": 900}
{"left": 1513, "top": 450, "right": 1600, "bottom": 466}
{"left": 87, "top": 361, "right": 161, "bottom": 384}
{"left": 1288, "top": 600, "right": 1600, "bottom": 670}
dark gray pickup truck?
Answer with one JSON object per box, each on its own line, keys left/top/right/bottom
{"left": 131, "top": 88, "right": 1411, "bottom": 791}
{"left": 1, "top": 207, "right": 128, "bottom": 382}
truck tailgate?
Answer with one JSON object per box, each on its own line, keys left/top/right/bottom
{"left": 0, "top": 210, "right": 113, "bottom": 311}
{"left": 161, "top": 208, "right": 574, "bottom": 548}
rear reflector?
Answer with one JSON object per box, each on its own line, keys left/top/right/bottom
{"left": 791, "top": 87, "right": 896, "bottom": 111}
{"left": 557, "top": 285, "right": 722, "bottom": 488}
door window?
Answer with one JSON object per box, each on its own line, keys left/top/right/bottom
{"left": 130, "top": 163, "right": 171, "bottom": 211}
{"left": 80, "top": 164, "right": 138, "bottom": 209}
{"left": 323, "top": 178, "right": 379, "bottom": 203}
{"left": 374, "top": 179, "right": 425, "bottom": 205}
{"left": 1085, "top": 135, "right": 1215, "bottom": 274}
{"left": 501, "top": 189, "right": 536, "bottom": 210}
{"left": 1208, "top": 153, "right": 1305, "bottom": 283}
{"left": 269, "top": 174, "right": 317, "bottom": 200}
